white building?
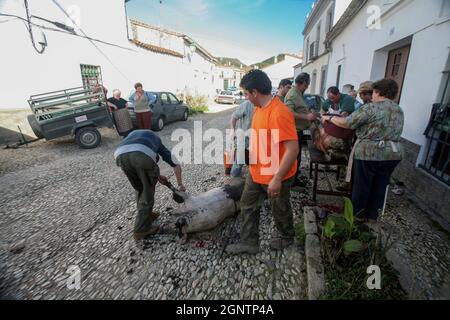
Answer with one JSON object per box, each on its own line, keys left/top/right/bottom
{"left": 324, "top": 0, "right": 450, "bottom": 228}
{"left": 301, "top": 0, "right": 352, "bottom": 96}
{"left": 255, "top": 54, "right": 302, "bottom": 88}
{"left": 130, "top": 19, "right": 217, "bottom": 97}
{"left": 0, "top": 0, "right": 217, "bottom": 110}
{"left": 214, "top": 62, "right": 245, "bottom": 92}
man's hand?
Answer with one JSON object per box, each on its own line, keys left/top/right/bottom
{"left": 177, "top": 184, "right": 186, "bottom": 192}
{"left": 158, "top": 175, "right": 169, "bottom": 186}
{"left": 306, "top": 113, "right": 317, "bottom": 121}
{"left": 267, "top": 176, "right": 282, "bottom": 198}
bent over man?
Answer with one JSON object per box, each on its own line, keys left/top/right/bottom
{"left": 114, "top": 130, "right": 185, "bottom": 240}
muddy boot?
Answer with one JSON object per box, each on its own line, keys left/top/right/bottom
{"left": 270, "top": 237, "right": 294, "bottom": 250}
{"left": 226, "top": 241, "right": 260, "bottom": 255}
{"left": 133, "top": 223, "right": 160, "bottom": 241}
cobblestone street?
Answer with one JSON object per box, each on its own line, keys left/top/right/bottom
{"left": 0, "top": 110, "right": 307, "bottom": 300}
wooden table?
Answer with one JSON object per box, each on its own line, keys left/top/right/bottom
{"left": 307, "top": 140, "right": 351, "bottom": 202}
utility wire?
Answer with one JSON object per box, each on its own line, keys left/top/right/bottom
{"left": 0, "top": 13, "right": 136, "bottom": 52}
{"left": 51, "top": 0, "right": 133, "bottom": 84}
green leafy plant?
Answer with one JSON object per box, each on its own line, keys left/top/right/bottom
{"left": 188, "top": 105, "right": 209, "bottom": 115}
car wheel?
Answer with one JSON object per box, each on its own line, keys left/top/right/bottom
{"left": 155, "top": 117, "right": 165, "bottom": 131}
{"left": 182, "top": 109, "right": 188, "bottom": 121}
{"left": 27, "top": 114, "right": 44, "bottom": 139}
{"left": 75, "top": 126, "right": 101, "bottom": 149}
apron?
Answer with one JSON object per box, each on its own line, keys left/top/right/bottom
{"left": 113, "top": 108, "right": 133, "bottom": 134}
{"left": 345, "top": 139, "right": 400, "bottom": 182}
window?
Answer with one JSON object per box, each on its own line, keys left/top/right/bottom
{"left": 420, "top": 68, "right": 450, "bottom": 186}
{"left": 326, "top": 10, "right": 333, "bottom": 32}
{"left": 80, "top": 64, "right": 103, "bottom": 89}
{"left": 316, "top": 22, "right": 321, "bottom": 56}
{"left": 160, "top": 93, "right": 170, "bottom": 104}
{"left": 309, "top": 41, "right": 316, "bottom": 60}
{"left": 320, "top": 66, "right": 327, "bottom": 97}
{"left": 311, "top": 70, "right": 317, "bottom": 94}
{"left": 391, "top": 53, "right": 403, "bottom": 77}
{"left": 168, "top": 93, "right": 179, "bottom": 104}
{"left": 305, "top": 38, "right": 310, "bottom": 62}
{"left": 336, "top": 65, "right": 342, "bottom": 89}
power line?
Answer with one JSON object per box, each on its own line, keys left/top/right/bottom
{"left": 51, "top": 0, "right": 133, "bottom": 84}
{"left": 0, "top": 12, "right": 136, "bottom": 52}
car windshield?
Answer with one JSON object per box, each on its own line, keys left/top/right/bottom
{"left": 220, "top": 91, "right": 233, "bottom": 95}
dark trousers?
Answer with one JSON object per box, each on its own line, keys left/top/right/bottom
{"left": 294, "top": 131, "right": 303, "bottom": 181}
{"left": 116, "top": 152, "right": 160, "bottom": 233}
{"left": 352, "top": 159, "right": 400, "bottom": 220}
{"left": 239, "top": 174, "right": 295, "bottom": 245}
{"left": 136, "top": 111, "right": 153, "bottom": 130}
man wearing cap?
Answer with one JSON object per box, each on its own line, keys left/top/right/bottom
{"left": 276, "top": 79, "right": 292, "bottom": 101}
{"left": 284, "top": 73, "right": 317, "bottom": 188}
{"left": 358, "top": 81, "right": 374, "bottom": 107}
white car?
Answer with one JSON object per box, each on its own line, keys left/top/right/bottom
{"left": 215, "top": 90, "right": 235, "bottom": 104}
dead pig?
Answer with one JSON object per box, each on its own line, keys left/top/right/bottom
{"left": 174, "top": 178, "right": 245, "bottom": 243}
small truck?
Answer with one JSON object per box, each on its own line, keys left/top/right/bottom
{"left": 27, "top": 86, "right": 114, "bottom": 148}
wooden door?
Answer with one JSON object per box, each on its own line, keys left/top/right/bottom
{"left": 385, "top": 45, "right": 410, "bottom": 103}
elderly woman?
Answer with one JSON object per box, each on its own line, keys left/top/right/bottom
{"left": 321, "top": 78, "right": 404, "bottom": 222}
{"left": 129, "top": 82, "right": 156, "bottom": 130}
{"left": 107, "top": 89, "right": 133, "bottom": 137}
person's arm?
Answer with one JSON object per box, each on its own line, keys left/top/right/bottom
{"left": 230, "top": 117, "right": 238, "bottom": 137}
{"left": 172, "top": 164, "right": 185, "bottom": 191}
{"left": 285, "top": 97, "right": 316, "bottom": 121}
{"left": 106, "top": 101, "right": 118, "bottom": 110}
{"left": 158, "top": 144, "right": 185, "bottom": 191}
{"left": 321, "top": 115, "right": 350, "bottom": 128}
{"left": 267, "top": 140, "right": 299, "bottom": 198}
{"left": 322, "top": 106, "right": 370, "bottom": 130}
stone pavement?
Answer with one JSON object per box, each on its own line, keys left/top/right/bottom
{"left": 0, "top": 109, "right": 307, "bottom": 300}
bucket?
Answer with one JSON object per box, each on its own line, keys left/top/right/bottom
{"left": 323, "top": 117, "right": 354, "bottom": 140}
{"left": 223, "top": 149, "right": 235, "bottom": 176}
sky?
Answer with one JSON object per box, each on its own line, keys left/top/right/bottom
{"left": 126, "top": 0, "right": 315, "bottom": 65}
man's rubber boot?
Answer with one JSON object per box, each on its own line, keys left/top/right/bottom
{"left": 226, "top": 242, "right": 260, "bottom": 255}
{"left": 270, "top": 237, "right": 294, "bottom": 250}
{"left": 133, "top": 224, "right": 160, "bottom": 241}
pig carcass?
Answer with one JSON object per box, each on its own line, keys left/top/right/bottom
{"left": 310, "top": 121, "right": 352, "bottom": 162}
{"left": 174, "top": 178, "right": 245, "bottom": 243}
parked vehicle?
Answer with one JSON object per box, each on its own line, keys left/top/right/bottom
{"left": 233, "top": 90, "right": 246, "bottom": 104}
{"left": 215, "top": 90, "right": 235, "bottom": 104}
{"left": 27, "top": 87, "right": 113, "bottom": 148}
{"left": 304, "top": 93, "right": 325, "bottom": 112}
{"left": 128, "top": 91, "right": 188, "bottom": 131}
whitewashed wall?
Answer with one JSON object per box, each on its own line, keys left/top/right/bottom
{"left": 262, "top": 56, "right": 302, "bottom": 88}
{"left": 0, "top": 0, "right": 216, "bottom": 109}
{"left": 325, "top": 0, "right": 450, "bottom": 154}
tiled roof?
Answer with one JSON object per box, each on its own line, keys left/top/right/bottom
{"left": 325, "top": 0, "right": 368, "bottom": 46}
{"left": 130, "top": 19, "right": 184, "bottom": 37}
{"left": 130, "top": 39, "right": 184, "bottom": 58}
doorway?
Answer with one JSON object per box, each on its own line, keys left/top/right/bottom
{"left": 385, "top": 45, "right": 411, "bottom": 103}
